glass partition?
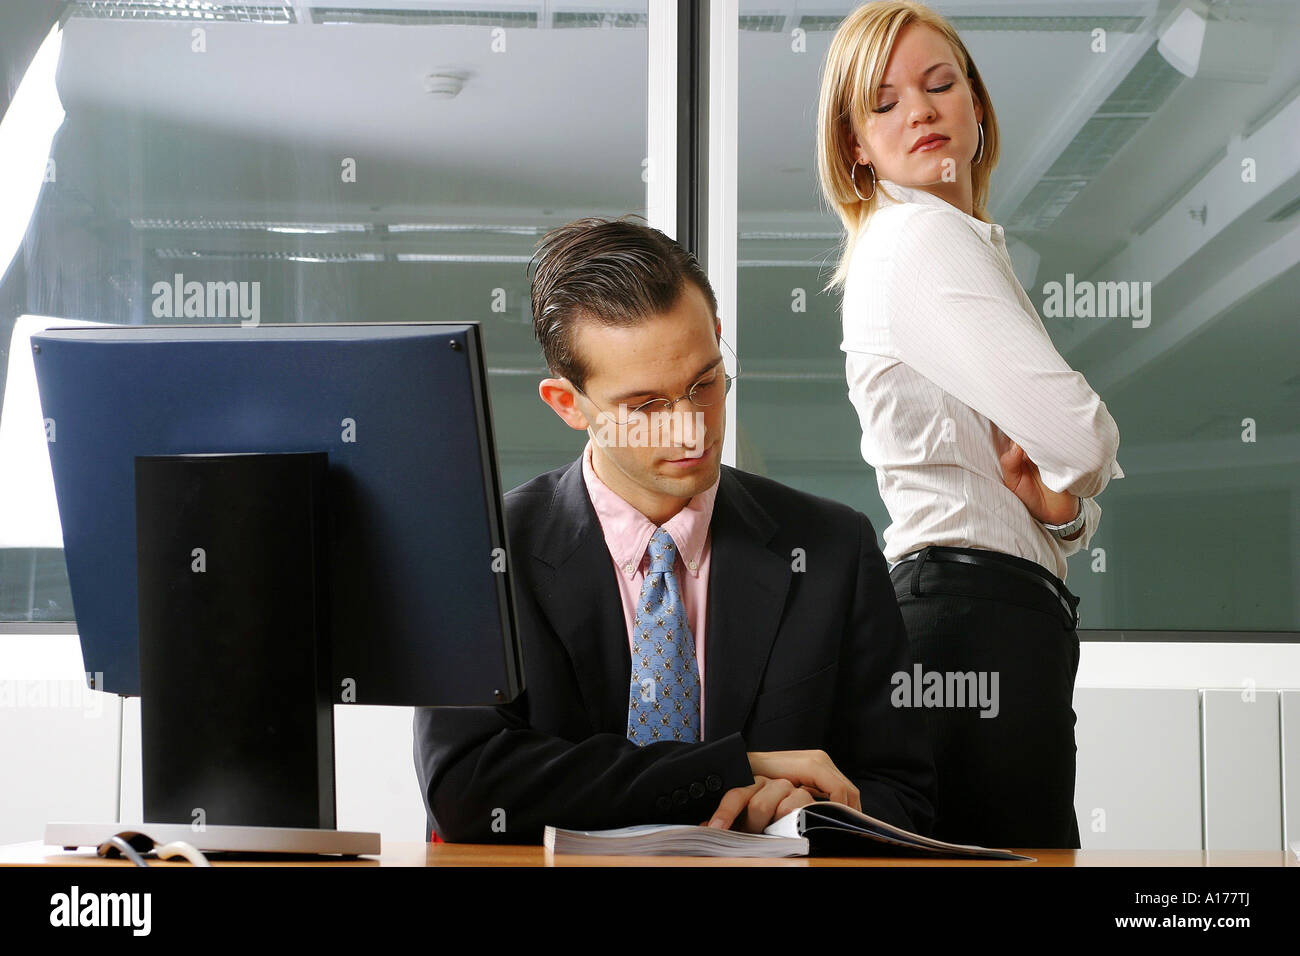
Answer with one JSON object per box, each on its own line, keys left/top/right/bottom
{"left": 0, "top": 0, "right": 651, "bottom": 622}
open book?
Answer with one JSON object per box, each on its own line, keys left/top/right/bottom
{"left": 544, "top": 801, "right": 1034, "bottom": 861}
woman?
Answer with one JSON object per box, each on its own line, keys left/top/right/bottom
{"left": 815, "top": 1, "right": 1123, "bottom": 849}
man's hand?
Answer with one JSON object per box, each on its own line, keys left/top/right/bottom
{"left": 705, "top": 776, "right": 818, "bottom": 832}
{"left": 992, "top": 425, "right": 1078, "bottom": 526}
{"left": 744, "top": 749, "right": 861, "bottom": 810}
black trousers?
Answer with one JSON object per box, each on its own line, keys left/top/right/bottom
{"left": 889, "top": 546, "right": 1082, "bottom": 850}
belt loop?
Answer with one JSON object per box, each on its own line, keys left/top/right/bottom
{"left": 910, "top": 546, "right": 931, "bottom": 597}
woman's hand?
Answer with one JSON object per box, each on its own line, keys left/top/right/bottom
{"left": 992, "top": 425, "right": 1079, "bottom": 526}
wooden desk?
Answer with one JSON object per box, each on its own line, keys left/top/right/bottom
{"left": 1, "top": 840, "right": 1294, "bottom": 866}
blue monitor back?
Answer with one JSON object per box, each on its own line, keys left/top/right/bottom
{"left": 30, "top": 322, "right": 523, "bottom": 707}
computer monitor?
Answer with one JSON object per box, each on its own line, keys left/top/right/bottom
{"left": 29, "top": 322, "right": 525, "bottom": 855}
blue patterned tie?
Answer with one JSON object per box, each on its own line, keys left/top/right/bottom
{"left": 626, "top": 528, "right": 700, "bottom": 744}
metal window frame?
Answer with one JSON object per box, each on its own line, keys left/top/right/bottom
{"left": 648, "top": 0, "right": 737, "bottom": 468}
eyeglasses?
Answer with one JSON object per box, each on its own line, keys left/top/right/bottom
{"left": 574, "top": 338, "right": 741, "bottom": 427}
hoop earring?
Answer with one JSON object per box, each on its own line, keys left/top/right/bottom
{"left": 850, "top": 160, "right": 876, "bottom": 202}
{"left": 973, "top": 122, "right": 985, "bottom": 165}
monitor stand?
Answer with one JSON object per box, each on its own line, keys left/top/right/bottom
{"left": 46, "top": 452, "right": 380, "bottom": 859}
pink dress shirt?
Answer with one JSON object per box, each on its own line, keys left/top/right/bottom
{"left": 580, "top": 438, "right": 719, "bottom": 738}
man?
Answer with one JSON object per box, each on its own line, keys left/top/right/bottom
{"left": 413, "top": 215, "right": 935, "bottom": 844}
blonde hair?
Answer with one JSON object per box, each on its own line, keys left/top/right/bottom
{"left": 815, "top": 1, "right": 1000, "bottom": 293}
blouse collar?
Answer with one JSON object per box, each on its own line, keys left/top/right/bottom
{"left": 876, "top": 179, "right": 1004, "bottom": 244}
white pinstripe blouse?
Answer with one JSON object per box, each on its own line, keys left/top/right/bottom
{"left": 840, "top": 179, "right": 1124, "bottom": 581}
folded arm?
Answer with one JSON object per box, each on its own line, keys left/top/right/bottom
{"left": 884, "top": 207, "right": 1122, "bottom": 500}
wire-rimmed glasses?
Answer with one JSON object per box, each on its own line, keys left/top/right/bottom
{"left": 574, "top": 337, "right": 740, "bottom": 427}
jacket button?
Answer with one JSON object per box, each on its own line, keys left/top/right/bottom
{"left": 655, "top": 795, "right": 671, "bottom": 812}
{"left": 689, "top": 781, "right": 705, "bottom": 799}
{"left": 672, "top": 788, "right": 688, "bottom": 806}
{"left": 705, "top": 774, "right": 722, "bottom": 792}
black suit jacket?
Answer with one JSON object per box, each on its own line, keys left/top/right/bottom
{"left": 413, "top": 456, "right": 936, "bottom": 843}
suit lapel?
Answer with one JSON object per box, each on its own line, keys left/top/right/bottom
{"left": 527, "top": 458, "right": 792, "bottom": 742}
{"left": 703, "top": 466, "right": 792, "bottom": 741}
{"left": 529, "top": 457, "right": 631, "bottom": 735}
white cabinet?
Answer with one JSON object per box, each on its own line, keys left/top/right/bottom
{"left": 0, "top": 680, "right": 121, "bottom": 845}
{"left": 1283, "top": 691, "right": 1300, "bottom": 849}
{"left": 1201, "top": 690, "right": 1282, "bottom": 850}
{"left": 1074, "top": 688, "right": 1202, "bottom": 849}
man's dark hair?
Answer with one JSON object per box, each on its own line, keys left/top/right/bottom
{"left": 527, "top": 214, "right": 719, "bottom": 392}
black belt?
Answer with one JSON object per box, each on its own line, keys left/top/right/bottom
{"left": 891, "top": 546, "right": 1079, "bottom": 630}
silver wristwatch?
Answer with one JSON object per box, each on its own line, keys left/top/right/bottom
{"left": 1042, "top": 496, "right": 1085, "bottom": 540}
